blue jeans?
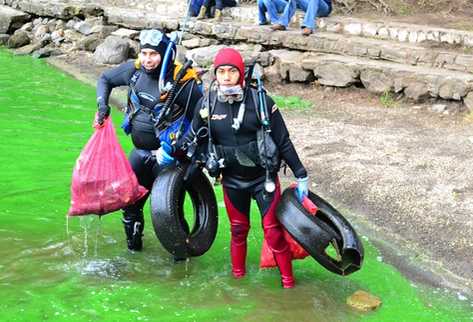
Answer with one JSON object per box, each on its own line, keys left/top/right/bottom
{"left": 189, "top": 0, "right": 205, "bottom": 16}
{"left": 204, "top": 0, "right": 237, "bottom": 10}
{"left": 257, "top": 0, "right": 288, "bottom": 25}
{"left": 190, "top": 0, "right": 236, "bottom": 15}
{"left": 277, "top": 0, "right": 331, "bottom": 29}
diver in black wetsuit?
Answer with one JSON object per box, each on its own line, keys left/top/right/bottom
{"left": 180, "top": 48, "right": 309, "bottom": 288}
{"left": 95, "top": 29, "right": 203, "bottom": 252}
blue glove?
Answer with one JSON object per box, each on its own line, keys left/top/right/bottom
{"left": 161, "top": 141, "right": 173, "bottom": 154}
{"left": 295, "top": 176, "right": 309, "bottom": 202}
{"left": 155, "top": 143, "right": 175, "bottom": 167}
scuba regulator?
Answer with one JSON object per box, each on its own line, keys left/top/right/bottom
{"left": 205, "top": 153, "right": 222, "bottom": 178}
{"left": 204, "top": 80, "right": 225, "bottom": 178}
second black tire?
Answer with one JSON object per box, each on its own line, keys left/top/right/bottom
{"left": 277, "top": 187, "right": 364, "bottom": 276}
{"left": 150, "top": 164, "right": 218, "bottom": 259}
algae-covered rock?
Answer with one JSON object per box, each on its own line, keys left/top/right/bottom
{"left": 347, "top": 290, "right": 382, "bottom": 312}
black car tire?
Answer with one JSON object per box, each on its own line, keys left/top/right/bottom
{"left": 150, "top": 164, "right": 218, "bottom": 259}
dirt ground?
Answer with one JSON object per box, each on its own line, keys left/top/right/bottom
{"left": 268, "top": 81, "right": 473, "bottom": 294}
{"left": 331, "top": 0, "right": 473, "bottom": 28}
{"left": 351, "top": 12, "right": 473, "bottom": 31}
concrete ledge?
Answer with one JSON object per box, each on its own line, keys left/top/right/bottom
{"left": 319, "top": 16, "right": 473, "bottom": 48}
{"left": 4, "top": 0, "right": 103, "bottom": 19}
{"left": 300, "top": 52, "right": 473, "bottom": 100}
{"left": 104, "top": 6, "right": 179, "bottom": 30}
{"left": 226, "top": 5, "right": 473, "bottom": 48}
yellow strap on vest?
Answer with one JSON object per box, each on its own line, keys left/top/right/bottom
{"left": 173, "top": 62, "right": 201, "bottom": 83}
{"left": 134, "top": 59, "right": 200, "bottom": 83}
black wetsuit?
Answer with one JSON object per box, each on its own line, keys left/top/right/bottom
{"left": 186, "top": 87, "right": 306, "bottom": 192}
{"left": 96, "top": 60, "right": 202, "bottom": 233}
{"left": 183, "top": 86, "right": 306, "bottom": 282}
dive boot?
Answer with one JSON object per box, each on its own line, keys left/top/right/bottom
{"left": 274, "top": 249, "right": 295, "bottom": 288}
{"left": 122, "top": 218, "right": 144, "bottom": 251}
{"left": 214, "top": 9, "right": 223, "bottom": 22}
{"left": 230, "top": 238, "right": 247, "bottom": 278}
{"left": 196, "top": 6, "right": 207, "bottom": 20}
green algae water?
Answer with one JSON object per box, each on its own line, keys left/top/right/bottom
{"left": 0, "top": 48, "right": 472, "bottom": 322}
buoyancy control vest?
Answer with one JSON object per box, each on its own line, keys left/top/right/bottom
{"left": 123, "top": 60, "right": 201, "bottom": 150}
{"left": 204, "top": 85, "right": 280, "bottom": 177}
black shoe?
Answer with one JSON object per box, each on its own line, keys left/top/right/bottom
{"left": 122, "top": 218, "right": 143, "bottom": 251}
{"left": 271, "top": 24, "right": 286, "bottom": 31}
{"left": 301, "top": 27, "right": 313, "bottom": 36}
{"left": 173, "top": 256, "right": 188, "bottom": 262}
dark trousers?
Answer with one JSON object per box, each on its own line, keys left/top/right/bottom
{"left": 203, "top": 0, "right": 237, "bottom": 10}
{"left": 122, "top": 148, "right": 160, "bottom": 221}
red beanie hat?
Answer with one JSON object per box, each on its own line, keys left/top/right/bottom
{"left": 213, "top": 47, "right": 245, "bottom": 86}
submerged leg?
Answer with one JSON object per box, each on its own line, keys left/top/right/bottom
{"left": 121, "top": 148, "right": 154, "bottom": 251}
{"left": 122, "top": 205, "right": 145, "bottom": 251}
{"left": 256, "top": 180, "right": 295, "bottom": 288}
{"left": 223, "top": 186, "right": 251, "bottom": 278}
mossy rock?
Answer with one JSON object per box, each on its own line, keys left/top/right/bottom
{"left": 347, "top": 290, "right": 382, "bottom": 312}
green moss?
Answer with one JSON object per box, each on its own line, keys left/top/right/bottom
{"left": 380, "top": 90, "right": 397, "bottom": 108}
{"left": 272, "top": 95, "right": 313, "bottom": 110}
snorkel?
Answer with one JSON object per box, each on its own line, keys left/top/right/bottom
{"left": 159, "top": 0, "right": 192, "bottom": 94}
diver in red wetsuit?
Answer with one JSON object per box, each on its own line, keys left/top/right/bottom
{"left": 181, "top": 48, "right": 310, "bottom": 288}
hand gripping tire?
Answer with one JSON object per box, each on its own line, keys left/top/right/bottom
{"left": 276, "top": 187, "right": 364, "bottom": 276}
{"left": 150, "top": 164, "right": 218, "bottom": 259}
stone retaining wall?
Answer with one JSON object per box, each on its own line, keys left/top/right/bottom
{"left": 2, "top": 0, "right": 473, "bottom": 109}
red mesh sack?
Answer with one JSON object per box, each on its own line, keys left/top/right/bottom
{"left": 260, "top": 230, "right": 309, "bottom": 269}
{"left": 68, "top": 117, "right": 148, "bottom": 216}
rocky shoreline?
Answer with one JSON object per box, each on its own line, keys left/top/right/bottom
{"left": 2, "top": 0, "right": 473, "bottom": 296}
{"left": 2, "top": 1, "right": 473, "bottom": 109}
